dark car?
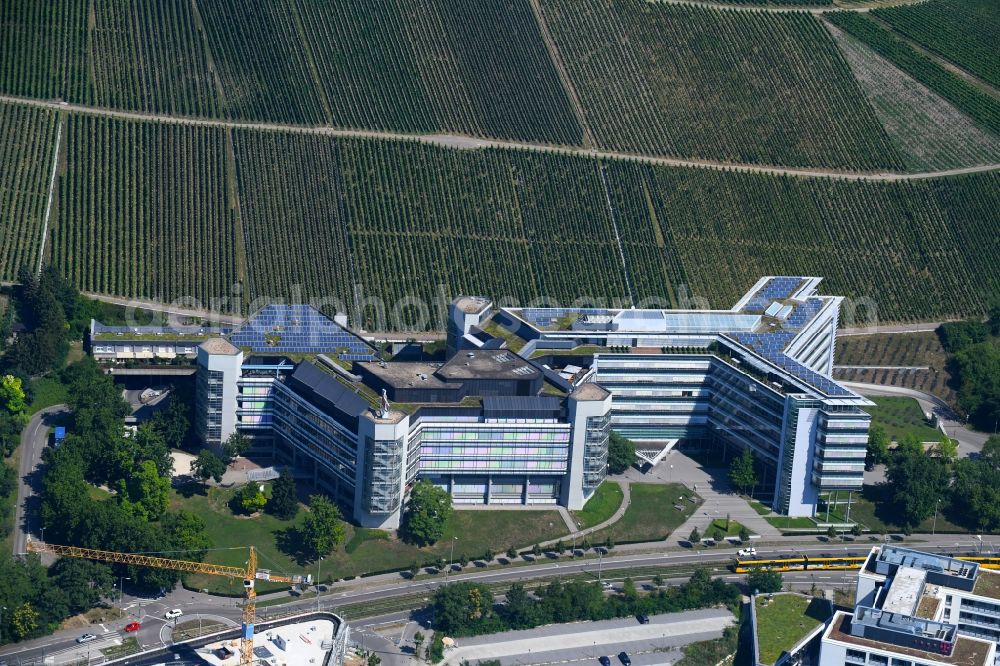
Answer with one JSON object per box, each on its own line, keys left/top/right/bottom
{"left": 636, "top": 613, "right": 649, "bottom": 624}
{"left": 618, "top": 652, "right": 631, "bottom": 666}
{"left": 599, "top": 657, "right": 612, "bottom": 666}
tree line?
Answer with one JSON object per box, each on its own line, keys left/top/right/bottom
{"left": 431, "top": 568, "right": 739, "bottom": 638}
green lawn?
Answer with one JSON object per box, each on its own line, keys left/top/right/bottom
{"left": 171, "top": 485, "right": 570, "bottom": 594}
{"left": 572, "top": 482, "right": 624, "bottom": 529}
{"left": 707, "top": 518, "right": 748, "bottom": 539}
{"left": 754, "top": 594, "right": 829, "bottom": 666}
{"left": 822, "top": 486, "right": 966, "bottom": 534}
{"left": 867, "top": 396, "right": 943, "bottom": 443}
{"left": 764, "top": 516, "right": 816, "bottom": 530}
{"left": 589, "top": 483, "right": 701, "bottom": 544}
{"left": 749, "top": 500, "right": 773, "bottom": 516}
{"left": 27, "top": 376, "right": 68, "bottom": 414}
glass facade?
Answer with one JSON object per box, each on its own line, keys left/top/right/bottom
{"left": 417, "top": 424, "right": 570, "bottom": 473}
{"left": 196, "top": 369, "right": 225, "bottom": 444}
{"left": 363, "top": 436, "right": 405, "bottom": 514}
{"left": 583, "top": 414, "right": 610, "bottom": 495}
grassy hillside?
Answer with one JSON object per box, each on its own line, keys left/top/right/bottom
{"left": 0, "top": 102, "right": 58, "bottom": 281}
{"left": 25, "top": 114, "right": 999, "bottom": 325}
{"left": 540, "top": 0, "right": 903, "bottom": 170}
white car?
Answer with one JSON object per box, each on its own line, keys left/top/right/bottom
{"left": 737, "top": 547, "right": 757, "bottom": 558}
{"left": 165, "top": 609, "right": 184, "bottom": 620}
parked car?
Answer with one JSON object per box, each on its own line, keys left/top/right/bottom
{"left": 76, "top": 634, "right": 97, "bottom": 644}
{"left": 618, "top": 652, "right": 631, "bottom": 666}
{"left": 165, "top": 609, "right": 183, "bottom": 620}
{"left": 124, "top": 622, "right": 141, "bottom": 632}
{"left": 599, "top": 657, "right": 611, "bottom": 666}
{"left": 636, "top": 614, "right": 649, "bottom": 624}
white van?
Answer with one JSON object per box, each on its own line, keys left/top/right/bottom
{"left": 737, "top": 547, "right": 757, "bottom": 558}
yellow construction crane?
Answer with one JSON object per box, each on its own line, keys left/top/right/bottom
{"left": 27, "top": 540, "right": 310, "bottom": 665}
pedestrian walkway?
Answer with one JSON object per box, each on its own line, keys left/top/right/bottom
{"left": 644, "top": 451, "right": 781, "bottom": 541}
{"left": 540, "top": 481, "right": 632, "bottom": 548}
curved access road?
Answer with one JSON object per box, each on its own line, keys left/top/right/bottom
{"left": 1, "top": 94, "right": 997, "bottom": 183}
{"left": 12, "top": 405, "right": 68, "bottom": 557}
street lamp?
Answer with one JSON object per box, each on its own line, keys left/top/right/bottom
{"left": 1, "top": 605, "right": 6, "bottom": 643}
{"left": 932, "top": 498, "right": 941, "bottom": 536}
{"left": 118, "top": 576, "right": 131, "bottom": 618}
{"left": 316, "top": 557, "right": 323, "bottom": 611}
{"left": 448, "top": 537, "right": 457, "bottom": 578}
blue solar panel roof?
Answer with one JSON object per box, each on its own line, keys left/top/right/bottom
{"left": 228, "top": 305, "right": 376, "bottom": 360}
{"left": 740, "top": 277, "right": 804, "bottom": 313}
{"left": 730, "top": 331, "right": 851, "bottom": 397}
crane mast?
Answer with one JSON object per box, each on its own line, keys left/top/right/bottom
{"left": 27, "top": 540, "right": 307, "bottom": 666}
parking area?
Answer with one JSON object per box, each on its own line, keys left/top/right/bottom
{"left": 441, "top": 608, "right": 735, "bottom": 666}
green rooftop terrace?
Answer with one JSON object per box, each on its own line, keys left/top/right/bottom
{"left": 754, "top": 594, "right": 831, "bottom": 666}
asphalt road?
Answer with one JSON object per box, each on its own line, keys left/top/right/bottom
{"left": 12, "top": 405, "right": 68, "bottom": 557}
{"left": 4, "top": 534, "right": 996, "bottom": 665}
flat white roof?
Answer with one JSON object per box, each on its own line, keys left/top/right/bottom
{"left": 198, "top": 618, "right": 336, "bottom": 665}
{"left": 883, "top": 566, "right": 926, "bottom": 616}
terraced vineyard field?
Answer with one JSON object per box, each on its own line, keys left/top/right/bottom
{"left": 0, "top": 0, "right": 90, "bottom": 102}
{"left": 88, "top": 0, "right": 220, "bottom": 116}
{"left": 873, "top": 0, "right": 1000, "bottom": 89}
{"left": 195, "top": 0, "right": 326, "bottom": 124}
{"left": 617, "top": 164, "right": 1000, "bottom": 321}
{"left": 296, "top": 0, "right": 582, "bottom": 144}
{"left": 540, "top": 0, "right": 903, "bottom": 170}
{"left": 41, "top": 114, "right": 999, "bottom": 325}
{"left": 826, "top": 12, "right": 1000, "bottom": 135}
{"left": 834, "top": 331, "right": 956, "bottom": 404}
{"left": 52, "top": 114, "right": 241, "bottom": 306}
{"left": 0, "top": 102, "right": 58, "bottom": 281}
{"left": 829, "top": 25, "right": 1000, "bottom": 171}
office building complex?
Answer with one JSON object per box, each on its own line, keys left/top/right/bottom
{"left": 467, "top": 276, "right": 872, "bottom": 517}
{"left": 818, "top": 546, "right": 1000, "bottom": 666}
{"left": 93, "top": 276, "right": 868, "bottom": 525}
{"left": 188, "top": 304, "right": 609, "bottom": 529}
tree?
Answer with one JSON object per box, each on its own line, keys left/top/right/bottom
{"left": 428, "top": 632, "right": 444, "bottom": 662}
{"left": 532, "top": 543, "right": 542, "bottom": 557}
{"left": 938, "top": 320, "right": 989, "bottom": 353}
{"left": 886, "top": 446, "right": 950, "bottom": 528}
{"left": 268, "top": 467, "right": 298, "bottom": 520}
{"left": 163, "top": 511, "right": 211, "bottom": 559}
{"left": 746, "top": 569, "right": 782, "bottom": 594}
{"left": 0, "top": 375, "right": 27, "bottom": 416}
{"left": 221, "top": 431, "right": 251, "bottom": 463}
{"left": 431, "top": 582, "right": 495, "bottom": 635}
{"left": 826, "top": 525, "right": 837, "bottom": 540}
{"left": 728, "top": 448, "right": 756, "bottom": 495}
{"left": 953, "top": 340, "right": 1000, "bottom": 430}
{"left": 413, "top": 631, "right": 425, "bottom": 658}
{"left": 738, "top": 526, "right": 751, "bottom": 542}
{"left": 952, "top": 454, "right": 1000, "bottom": 532}
{"left": 190, "top": 449, "right": 226, "bottom": 483}
{"left": 622, "top": 577, "right": 638, "bottom": 601}
{"left": 652, "top": 574, "right": 664, "bottom": 588}
{"left": 608, "top": 432, "right": 637, "bottom": 474}
{"left": 119, "top": 459, "right": 170, "bottom": 520}
{"left": 150, "top": 394, "right": 190, "bottom": 450}
{"left": 866, "top": 425, "right": 890, "bottom": 467}
{"left": 301, "top": 495, "right": 346, "bottom": 558}
{"left": 409, "top": 562, "right": 420, "bottom": 577}
{"left": 506, "top": 546, "right": 518, "bottom": 560}
{"left": 401, "top": 480, "right": 453, "bottom": 546}
{"left": 366, "top": 651, "right": 382, "bottom": 666}
{"left": 11, "top": 603, "right": 39, "bottom": 640}
{"left": 934, "top": 436, "right": 958, "bottom": 464}
{"left": 851, "top": 523, "right": 863, "bottom": 537}
{"left": 711, "top": 527, "right": 724, "bottom": 542}
{"left": 688, "top": 527, "right": 701, "bottom": 544}
{"left": 238, "top": 483, "right": 267, "bottom": 514}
